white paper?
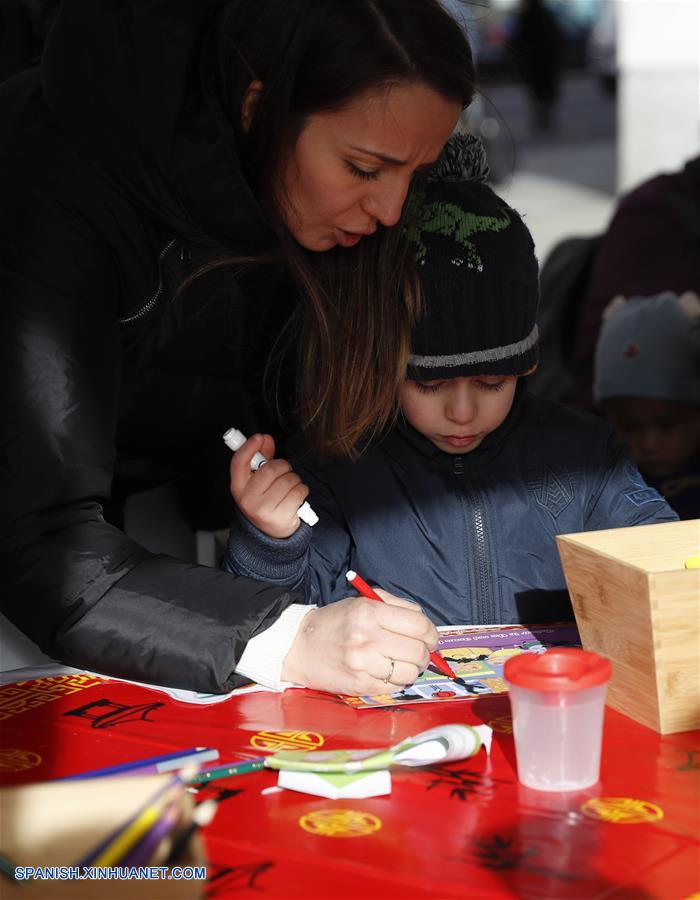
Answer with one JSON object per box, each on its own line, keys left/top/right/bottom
{"left": 277, "top": 768, "right": 392, "bottom": 799}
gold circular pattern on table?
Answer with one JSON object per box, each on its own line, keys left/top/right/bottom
{"left": 250, "top": 730, "right": 324, "bottom": 753}
{"left": 581, "top": 797, "right": 664, "bottom": 824}
{"left": 299, "top": 809, "right": 382, "bottom": 838}
{"left": 487, "top": 715, "right": 513, "bottom": 734}
{"left": 0, "top": 749, "right": 42, "bottom": 772}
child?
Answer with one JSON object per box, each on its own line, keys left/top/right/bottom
{"left": 593, "top": 291, "right": 700, "bottom": 520}
{"left": 224, "top": 178, "right": 677, "bottom": 626}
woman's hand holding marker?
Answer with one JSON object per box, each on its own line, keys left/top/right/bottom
{"left": 226, "top": 431, "right": 316, "bottom": 538}
{"left": 281, "top": 592, "right": 439, "bottom": 697}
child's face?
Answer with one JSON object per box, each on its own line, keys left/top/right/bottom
{"left": 400, "top": 375, "right": 517, "bottom": 454}
{"left": 605, "top": 397, "right": 700, "bottom": 476}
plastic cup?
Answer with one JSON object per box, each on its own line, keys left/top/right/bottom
{"left": 504, "top": 648, "right": 612, "bottom": 792}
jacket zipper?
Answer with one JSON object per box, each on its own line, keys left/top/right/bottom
{"left": 117, "top": 238, "right": 177, "bottom": 325}
{"left": 453, "top": 456, "right": 494, "bottom": 624}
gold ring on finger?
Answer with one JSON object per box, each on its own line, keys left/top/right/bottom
{"left": 384, "top": 658, "right": 395, "bottom": 684}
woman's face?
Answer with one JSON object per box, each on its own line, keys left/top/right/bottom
{"left": 279, "top": 83, "right": 461, "bottom": 252}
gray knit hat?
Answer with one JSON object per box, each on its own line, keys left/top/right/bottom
{"left": 593, "top": 291, "right": 700, "bottom": 404}
{"left": 405, "top": 173, "right": 539, "bottom": 381}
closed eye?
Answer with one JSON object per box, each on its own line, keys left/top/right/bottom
{"left": 414, "top": 381, "right": 445, "bottom": 394}
{"left": 476, "top": 380, "right": 507, "bottom": 392}
{"left": 344, "top": 160, "right": 380, "bottom": 181}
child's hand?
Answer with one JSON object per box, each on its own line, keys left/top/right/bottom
{"left": 229, "top": 433, "right": 311, "bottom": 539}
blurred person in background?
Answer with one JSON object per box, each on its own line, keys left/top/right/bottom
{"left": 594, "top": 292, "right": 700, "bottom": 521}
{"left": 511, "top": 0, "right": 563, "bottom": 131}
{"left": 569, "top": 156, "right": 700, "bottom": 410}
{"left": 530, "top": 155, "right": 700, "bottom": 411}
{"left": 586, "top": 0, "right": 617, "bottom": 96}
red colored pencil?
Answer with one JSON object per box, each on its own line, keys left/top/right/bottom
{"left": 345, "top": 570, "right": 467, "bottom": 687}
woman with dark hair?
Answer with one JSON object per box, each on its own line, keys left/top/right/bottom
{"left": 0, "top": 0, "right": 475, "bottom": 695}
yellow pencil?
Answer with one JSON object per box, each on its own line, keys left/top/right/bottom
{"left": 92, "top": 780, "right": 183, "bottom": 867}
{"left": 93, "top": 803, "right": 164, "bottom": 867}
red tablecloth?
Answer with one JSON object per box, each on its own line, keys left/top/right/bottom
{"left": 1, "top": 673, "right": 698, "bottom": 898}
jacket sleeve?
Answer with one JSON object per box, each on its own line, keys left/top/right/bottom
{"left": 584, "top": 432, "right": 679, "bottom": 530}
{"left": 0, "top": 190, "right": 297, "bottom": 695}
{"left": 222, "top": 509, "right": 312, "bottom": 591}
{"left": 288, "top": 453, "right": 358, "bottom": 606}
{"left": 223, "top": 454, "right": 358, "bottom": 607}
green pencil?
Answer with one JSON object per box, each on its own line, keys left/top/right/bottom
{"left": 187, "top": 758, "right": 267, "bottom": 785}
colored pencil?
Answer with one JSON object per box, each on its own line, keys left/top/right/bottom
{"left": 187, "top": 757, "right": 267, "bottom": 785}
{"left": 78, "top": 776, "right": 182, "bottom": 867}
{"left": 62, "top": 746, "right": 219, "bottom": 780}
{"left": 120, "top": 798, "right": 183, "bottom": 868}
{"left": 346, "top": 570, "right": 469, "bottom": 688}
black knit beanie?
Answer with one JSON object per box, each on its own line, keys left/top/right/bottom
{"left": 405, "top": 177, "right": 540, "bottom": 381}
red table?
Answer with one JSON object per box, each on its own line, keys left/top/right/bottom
{"left": 1, "top": 672, "right": 698, "bottom": 898}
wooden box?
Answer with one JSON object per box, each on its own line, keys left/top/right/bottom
{"left": 556, "top": 520, "right": 700, "bottom": 734}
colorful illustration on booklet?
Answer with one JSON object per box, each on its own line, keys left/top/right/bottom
{"left": 340, "top": 624, "right": 580, "bottom": 709}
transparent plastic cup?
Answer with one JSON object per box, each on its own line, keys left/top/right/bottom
{"left": 504, "top": 648, "right": 612, "bottom": 792}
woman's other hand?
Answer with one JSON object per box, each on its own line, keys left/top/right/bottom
{"left": 229, "top": 433, "right": 311, "bottom": 538}
{"left": 281, "top": 592, "right": 438, "bottom": 695}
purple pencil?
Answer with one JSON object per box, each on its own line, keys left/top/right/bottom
{"left": 119, "top": 798, "right": 182, "bottom": 867}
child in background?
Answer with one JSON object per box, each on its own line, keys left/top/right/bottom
{"left": 224, "top": 177, "right": 677, "bottom": 627}
{"left": 594, "top": 291, "right": 700, "bottom": 520}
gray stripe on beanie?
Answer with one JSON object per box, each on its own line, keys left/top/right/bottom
{"left": 408, "top": 324, "right": 539, "bottom": 370}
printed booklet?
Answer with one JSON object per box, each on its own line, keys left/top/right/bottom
{"left": 339, "top": 623, "right": 580, "bottom": 709}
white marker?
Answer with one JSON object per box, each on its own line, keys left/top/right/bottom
{"left": 222, "top": 427, "right": 319, "bottom": 527}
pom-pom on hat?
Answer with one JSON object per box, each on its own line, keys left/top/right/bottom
{"left": 593, "top": 291, "right": 700, "bottom": 405}
{"left": 427, "top": 132, "right": 491, "bottom": 184}
{"left": 405, "top": 177, "right": 540, "bottom": 381}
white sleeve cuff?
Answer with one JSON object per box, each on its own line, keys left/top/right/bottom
{"left": 235, "top": 604, "right": 316, "bottom": 691}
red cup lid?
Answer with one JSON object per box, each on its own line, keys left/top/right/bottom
{"left": 504, "top": 648, "right": 612, "bottom": 692}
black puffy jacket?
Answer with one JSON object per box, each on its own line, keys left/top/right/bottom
{"left": 0, "top": 0, "right": 300, "bottom": 691}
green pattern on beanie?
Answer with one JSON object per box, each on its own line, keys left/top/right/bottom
{"left": 406, "top": 191, "right": 511, "bottom": 270}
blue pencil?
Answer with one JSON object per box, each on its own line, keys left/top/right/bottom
{"left": 62, "top": 747, "right": 219, "bottom": 780}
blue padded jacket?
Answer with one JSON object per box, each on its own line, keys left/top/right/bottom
{"left": 224, "top": 387, "right": 678, "bottom": 625}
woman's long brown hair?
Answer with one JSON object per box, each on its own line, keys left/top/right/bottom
{"left": 214, "top": 0, "right": 476, "bottom": 459}
{"left": 286, "top": 208, "right": 422, "bottom": 460}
